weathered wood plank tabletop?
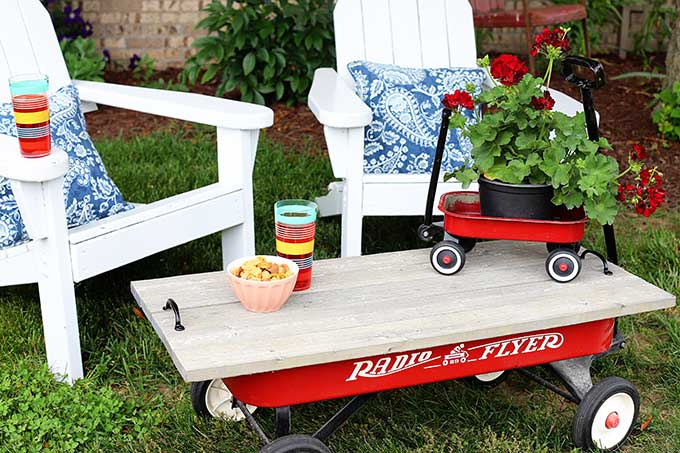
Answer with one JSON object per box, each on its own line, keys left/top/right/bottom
{"left": 131, "top": 241, "right": 675, "bottom": 382}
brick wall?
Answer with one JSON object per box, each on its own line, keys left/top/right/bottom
{"left": 77, "top": 1, "right": 649, "bottom": 70}
{"left": 80, "top": 0, "right": 207, "bottom": 69}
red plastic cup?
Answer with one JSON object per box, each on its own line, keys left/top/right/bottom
{"left": 274, "top": 200, "right": 318, "bottom": 291}
{"left": 9, "top": 74, "right": 51, "bottom": 158}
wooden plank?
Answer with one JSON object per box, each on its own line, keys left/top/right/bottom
{"left": 361, "top": 0, "right": 395, "bottom": 65}
{"left": 0, "top": 0, "right": 71, "bottom": 102}
{"left": 362, "top": 178, "right": 477, "bottom": 215}
{"left": 132, "top": 241, "right": 676, "bottom": 382}
{"left": 334, "top": 0, "right": 367, "bottom": 82}
{"left": 71, "top": 189, "right": 244, "bottom": 282}
{"left": 417, "top": 0, "right": 451, "bottom": 68}
{"left": 389, "top": 0, "right": 423, "bottom": 68}
{"left": 0, "top": 242, "right": 38, "bottom": 286}
{"left": 444, "top": 0, "right": 477, "bottom": 67}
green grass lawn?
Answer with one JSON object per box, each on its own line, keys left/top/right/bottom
{"left": 0, "top": 124, "right": 678, "bottom": 452}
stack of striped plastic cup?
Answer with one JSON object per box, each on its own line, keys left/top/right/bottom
{"left": 274, "top": 200, "right": 318, "bottom": 291}
{"left": 9, "top": 74, "right": 51, "bottom": 158}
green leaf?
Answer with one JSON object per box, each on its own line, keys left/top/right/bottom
{"left": 201, "top": 64, "right": 219, "bottom": 84}
{"left": 242, "top": 52, "right": 256, "bottom": 75}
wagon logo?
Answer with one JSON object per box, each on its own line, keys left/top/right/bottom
{"left": 346, "top": 351, "right": 438, "bottom": 381}
{"left": 469, "top": 332, "right": 564, "bottom": 361}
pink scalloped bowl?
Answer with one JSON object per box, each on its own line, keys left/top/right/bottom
{"left": 227, "top": 256, "right": 299, "bottom": 313}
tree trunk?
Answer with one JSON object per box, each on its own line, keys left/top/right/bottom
{"left": 666, "top": 15, "right": 680, "bottom": 88}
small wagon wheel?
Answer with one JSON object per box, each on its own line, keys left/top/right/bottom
{"left": 430, "top": 241, "right": 466, "bottom": 276}
{"left": 191, "top": 379, "right": 257, "bottom": 420}
{"left": 259, "top": 434, "right": 331, "bottom": 453}
{"left": 465, "top": 370, "right": 507, "bottom": 389}
{"left": 572, "top": 377, "right": 640, "bottom": 451}
{"left": 545, "top": 248, "right": 582, "bottom": 283}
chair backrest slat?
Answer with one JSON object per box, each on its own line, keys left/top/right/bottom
{"left": 335, "top": 0, "right": 477, "bottom": 82}
{"left": 0, "top": 0, "right": 71, "bottom": 102}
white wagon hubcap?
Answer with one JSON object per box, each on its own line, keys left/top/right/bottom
{"left": 475, "top": 371, "right": 504, "bottom": 382}
{"left": 591, "top": 392, "right": 635, "bottom": 449}
{"left": 433, "top": 245, "right": 463, "bottom": 274}
{"left": 205, "top": 378, "right": 256, "bottom": 421}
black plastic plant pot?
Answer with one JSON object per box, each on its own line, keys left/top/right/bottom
{"left": 478, "top": 176, "right": 555, "bottom": 220}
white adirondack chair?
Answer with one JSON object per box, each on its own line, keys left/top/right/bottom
{"left": 0, "top": 0, "right": 273, "bottom": 383}
{"left": 308, "top": 0, "right": 586, "bottom": 257}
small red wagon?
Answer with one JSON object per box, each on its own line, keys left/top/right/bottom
{"left": 418, "top": 56, "right": 613, "bottom": 284}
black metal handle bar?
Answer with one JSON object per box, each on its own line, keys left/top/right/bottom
{"left": 561, "top": 55, "right": 606, "bottom": 91}
{"left": 163, "top": 298, "right": 185, "bottom": 331}
{"left": 418, "top": 108, "right": 451, "bottom": 242}
{"left": 562, "top": 56, "right": 618, "bottom": 266}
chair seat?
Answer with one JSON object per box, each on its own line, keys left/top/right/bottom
{"left": 474, "top": 4, "right": 586, "bottom": 28}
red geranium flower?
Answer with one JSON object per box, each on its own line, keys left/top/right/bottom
{"left": 442, "top": 90, "right": 474, "bottom": 110}
{"left": 490, "top": 54, "right": 528, "bottom": 86}
{"left": 630, "top": 144, "right": 647, "bottom": 161}
{"left": 530, "top": 91, "right": 555, "bottom": 111}
{"left": 530, "top": 27, "right": 570, "bottom": 56}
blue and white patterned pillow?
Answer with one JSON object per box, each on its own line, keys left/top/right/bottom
{"left": 347, "top": 61, "right": 486, "bottom": 174}
{"left": 0, "top": 84, "right": 133, "bottom": 249}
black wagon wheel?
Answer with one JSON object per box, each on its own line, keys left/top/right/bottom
{"left": 465, "top": 370, "right": 508, "bottom": 389}
{"left": 454, "top": 236, "right": 477, "bottom": 253}
{"left": 545, "top": 248, "right": 582, "bottom": 283}
{"left": 546, "top": 241, "right": 581, "bottom": 253}
{"left": 260, "top": 434, "right": 332, "bottom": 453}
{"left": 191, "top": 379, "right": 257, "bottom": 420}
{"left": 430, "top": 240, "right": 466, "bottom": 275}
{"left": 572, "top": 377, "right": 640, "bottom": 451}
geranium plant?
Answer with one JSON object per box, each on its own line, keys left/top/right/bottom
{"left": 442, "top": 28, "right": 665, "bottom": 224}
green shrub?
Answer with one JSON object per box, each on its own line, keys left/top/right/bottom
{"left": 652, "top": 81, "right": 680, "bottom": 142}
{"left": 60, "top": 37, "right": 105, "bottom": 82}
{"left": 0, "top": 360, "right": 158, "bottom": 452}
{"left": 183, "top": 0, "right": 335, "bottom": 104}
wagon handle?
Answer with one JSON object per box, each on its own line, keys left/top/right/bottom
{"left": 562, "top": 56, "right": 618, "bottom": 266}
{"left": 163, "top": 298, "right": 185, "bottom": 331}
{"left": 418, "top": 108, "right": 451, "bottom": 242}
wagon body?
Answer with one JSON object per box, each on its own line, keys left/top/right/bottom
{"left": 225, "top": 319, "right": 614, "bottom": 407}
{"left": 438, "top": 191, "right": 587, "bottom": 244}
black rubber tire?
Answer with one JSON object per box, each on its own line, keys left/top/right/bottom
{"left": 546, "top": 242, "right": 581, "bottom": 253}
{"left": 430, "top": 241, "right": 466, "bottom": 276}
{"left": 464, "top": 370, "right": 508, "bottom": 389}
{"left": 572, "top": 377, "right": 640, "bottom": 451}
{"left": 191, "top": 380, "right": 213, "bottom": 417}
{"left": 545, "top": 248, "right": 581, "bottom": 283}
{"left": 260, "top": 434, "right": 332, "bottom": 453}
{"left": 455, "top": 236, "right": 477, "bottom": 253}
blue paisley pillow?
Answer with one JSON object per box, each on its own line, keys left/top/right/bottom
{"left": 347, "top": 61, "right": 486, "bottom": 174}
{"left": 0, "top": 84, "right": 133, "bottom": 249}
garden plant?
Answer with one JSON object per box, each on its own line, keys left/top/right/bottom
{"left": 445, "top": 28, "right": 666, "bottom": 225}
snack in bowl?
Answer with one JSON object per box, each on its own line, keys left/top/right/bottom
{"left": 231, "top": 256, "right": 294, "bottom": 282}
{"left": 227, "top": 255, "right": 299, "bottom": 313}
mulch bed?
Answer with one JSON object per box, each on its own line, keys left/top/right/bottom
{"left": 85, "top": 54, "right": 678, "bottom": 205}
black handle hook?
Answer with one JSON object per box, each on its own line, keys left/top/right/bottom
{"left": 561, "top": 55, "right": 606, "bottom": 91}
{"left": 163, "top": 298, "right": 185, "bottom": 331}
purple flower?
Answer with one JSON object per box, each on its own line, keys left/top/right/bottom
{"left": 129, "top": 54, "right": 141, "bottom": 70}
{"left": 103, "top": 49, "right": 111, "bottom": 64}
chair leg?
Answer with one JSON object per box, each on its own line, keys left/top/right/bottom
{"left": 341, "top": 184, "right": 363, "bottom": 258}
{"left": 525, "top": 25, "right": 535, "bottom": 73}
{"left": 340, "top": 128, "right": 365, "bottom": 258}
{"left": 582, "top": 18, "right": 591, "bottom": 57}
{"left": 37, "top": 178, "right": 84, "bottom": 384}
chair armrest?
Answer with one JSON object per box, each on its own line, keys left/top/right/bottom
{"left": 308, "top": 68, "right": 373, "bottom": 128}
{"left": 73, "top": 80, "right": 273, "bottom": 130}
{"left": 0, "top": 135, "right": 68, "bottom": 182}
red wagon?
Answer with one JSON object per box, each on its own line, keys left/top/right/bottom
{"left": 418, "top": 56, "right": 613, "bottom": 284}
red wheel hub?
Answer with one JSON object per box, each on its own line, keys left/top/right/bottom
{"left": 442, "top": 255, "right": 452, "bottom": 265}
{"left": 605, "top": 411, "right": 620, "bottom": 429}
{"left": 559, "top": 263, "right": 569, "bottom": 272}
